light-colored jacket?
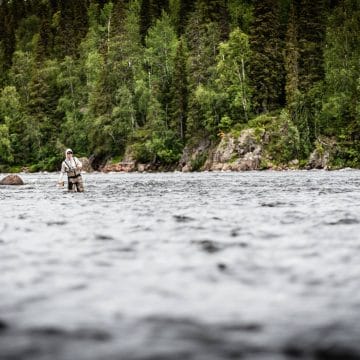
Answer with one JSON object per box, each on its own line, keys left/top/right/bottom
{"left": 58, "top": 157, "right": 82, "bottom": 182}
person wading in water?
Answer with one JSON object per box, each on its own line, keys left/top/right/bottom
{"left": 58, "top": 149, "right": 84, "bottom": 192}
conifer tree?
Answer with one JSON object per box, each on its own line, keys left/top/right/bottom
{"left": 0, "top": 1, "right": 16, "bottom": 82}
{"left": 249, "top": 0, "right": 284, "bottom": 113}
{"left": 35, "top": 1, "right": 52, "bottom": 62}
{"left": 53, "top": 0, "right": 88, "bottom": 58}
{"left": 26, "top": 60, "right": 61, "bottom": 166}
{"left": 185, "top": 3, "right": 222, "bottom": 134}
{"left": 320, "top": 0, "right": 360, "bottom": 139}
{"left": 284, "top": 2, "right": 299, "bottom": 106}
{"left": 169, "top": 0, "right": 196, "bottom": 35}
{"left": 216, "top": 28, "right": 251, "bottom": 124}
{"left": 145, "top": 11, "right": 178, "bottom": 126}
{"left": 170, "top": 37, "right": 188, "bottom": 141}
{"left": 297, "top": 0, "right": 327, "bottom": 92}
{"left": 195, "top": 0, "right": 229, "bottom": 40}
{"left": 139, "top": 0, "right": 151, "bottom": 43}
{"left": 0, "top": 86, "right": 26, "bottom": 164}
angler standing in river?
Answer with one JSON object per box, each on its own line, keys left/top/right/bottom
{"left": 58, "top": 149, "right": 84, "bottom": 192}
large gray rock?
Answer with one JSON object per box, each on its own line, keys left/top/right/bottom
{"left": 79, "top": 157, "right": 94, "bottom": 172}
{"left": 0, "top": 174, "right": 24, "bottom": 185}
{"left": 179, "top": 139, "right": 211, "bottom": 172}
{"left": 308, "top": 149, "right": 330, "bottom": 169}
{"left": 207, "top": 129, "right": 264, "bottom": 171}
{"left": 307, "top": 138, "right": 336, "bottom": 170}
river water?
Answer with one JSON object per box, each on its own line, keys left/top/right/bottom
{"left": 1, "top": 170, "right": 360, "bottom": 360}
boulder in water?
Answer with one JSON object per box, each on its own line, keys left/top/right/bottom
{"left": 0, "top": 174, "right": 24, "bottom": 185}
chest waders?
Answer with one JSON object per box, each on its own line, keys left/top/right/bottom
{"left": 65, "top": 159, "right": 84, "bottom": 192}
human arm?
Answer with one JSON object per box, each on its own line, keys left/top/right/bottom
{"left": 74, "top": 157, "right": 82, "bottom": 170}
{"left": 58, "top": 162, "right": 66, "bottom": 185}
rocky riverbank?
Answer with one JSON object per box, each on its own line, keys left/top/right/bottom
{"left": 100, "top": 129, "right": 338, "bottom": 173}
{"left": 0, "top": 115, "right": 344, "bottom": 175}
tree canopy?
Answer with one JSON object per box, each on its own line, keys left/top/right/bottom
{"left": 0, "top": 0, "right": 359, "bottom": 170}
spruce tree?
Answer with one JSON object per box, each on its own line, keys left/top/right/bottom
{"left": 170, "top": 37, "right": 188, "bottom": 141}
{"left": 185, "top": 2, "right": 222, "bottom": 134}
{"left": 320, "top": 0, "right": 360, "bottom": 139}
{"left": 140, "top": 0, "right": 151, "bottom": 43}
{"left": 35, "top": 2, "right": 52, "bottom": 62}
{"left": 170, "top": 0, "right": 195, "bottom": 35}
{"left": 297, "top": 0, "right": 327, "bottom": 92}
{"left": 249, "top": 0, "right": 284, "bottom": 114}
{"left": 1, "top": 2, "right": 16, "bottom": 80}
{"left": 53, "top": 0, "right": 88, "bottom": 58}
{"left": 284, "top": 1, "right": 299, "bottom": 107}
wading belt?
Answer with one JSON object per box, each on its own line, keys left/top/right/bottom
{"left": 68, "top": 173, "right": 81, "bottom": 179}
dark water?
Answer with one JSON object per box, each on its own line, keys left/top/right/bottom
{"left": 1, "top": 170, "right": 360, "bottom": 360}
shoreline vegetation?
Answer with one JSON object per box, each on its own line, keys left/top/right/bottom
{"left": 0, "top": 1, "right": 359, "bottom": 173}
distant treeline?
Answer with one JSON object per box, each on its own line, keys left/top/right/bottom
{"left": 0, "top": 0, "right": 359, "bottom": 171}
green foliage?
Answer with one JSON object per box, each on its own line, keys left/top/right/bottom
{"left": 249, "top": 0, "right": 284, "bottom": 113}
{"left": 249, "top": 110, "right": 300, "bottom": 164}
{"left": 0, "top": 0, "right": 358, "bottom": 169}
{"left": 297, "top": 0, "right": 327, "bottom": 93}
{"left": 216, "top": 28, "right": 251, "bottom": 123}
{"left": 186, "top": 17, "right": 222, "bottom": 134}
{"left": 145, "top": 11, "right": 178, "bottom": 109}
{"left": 319, "top": 0, "right": 360, "bottom": 141}
{"left": 0, "top": 86, "right": 25, "bottom": 164}
{"left": 0, "top": 123, "right": 13, "bottom": 163}
{"left": 190, "top": 27, "right": 251, "bottom": 136}
{"left": 190, "top": 152, "right": 207, "bottom": 171}
{"left": 169, "top": 37, "right": 188, "bottom": 141}
{"left": 228, "top": 0, "right": 253, "bottom": 32}
{"left": 131, "top": 128, "right": 182, "bottom": 165}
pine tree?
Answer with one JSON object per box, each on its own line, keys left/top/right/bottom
{"left": 145, "top": 11, "right": 178, "bottom": 127}
{"left": 86, "top": 1, "right": 141, "bottom": 159}
{"left": 0, "top": 86, "right": 27, "bottom": 164}
{"left": 284, "top": 2, "right": 299, "bottom": 106}
{"left": 35, "top": 1, "right": 52, "bottom": 62}
{"left": 216, "top": 28, "right": 251, "bottom": 124}
{"left": 53, "top": 0, "right": 88, "bottom": 58}
{"left": 170, "top": 37, "right": 188, "bottom": 141}
{"left": 185, "top": 4, "right": 222, "bottom": 134}
{"left": 26, "top": 60, "right": 61, "bottom": 165}
{"left": 320, "top": 0, "right": 360, "bottom": 139}
{"left": 227, "top": 0, "right": 253, "bottom": 33}
{"left": 0, "top": 2, "right": 16, "bottom": 82}
{"left": 140, "top": 0, "right": 151, "bottom": 43}
{"left": 297, "top": 0, "right": 327, "bottom": 92}
{"left": 249, "top": 0, "right": 284, "bottom": 113}
{"left": 169, "top": 0, "right": 196, "bottom": 35}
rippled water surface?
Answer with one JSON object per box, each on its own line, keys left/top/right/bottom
{"left": 1, "top": 171, "right": 360, "bottom": 360}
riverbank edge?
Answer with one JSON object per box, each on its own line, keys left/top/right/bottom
{"left": 1, "top": 141, "right": 358, "bottom": 174}
{"left": 2, "top": 119, "right": 358, "bottom": 174}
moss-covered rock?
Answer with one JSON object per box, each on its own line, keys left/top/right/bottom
{"left": 178, "top": 139, "right": 212, "bottom": 172}
{"left": 206, "top": 128, "right": 263, "bottom": 171}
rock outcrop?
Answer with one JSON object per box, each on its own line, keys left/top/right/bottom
{"left": 308, "top": 149, "right": 330, "bottom": 169}
{"left": 307, "top": 138, "right": 336, "bottom": 170}
{"left": 102, "top": 161, "right": 136, "bottom": 172}
{"left": 0, "top": 174, "right": 24, "bottom": 185}
{"left": 178, "top": 139, "right": 212, "bottom": 172}
{"left": 79, "top": 157, "right": 94, "bottom": 172}
{"left": 100, "top": 149, "right": 138, "bottom": 172}
{"left": 205, "top": 129, "right": 264, "bottom": 171}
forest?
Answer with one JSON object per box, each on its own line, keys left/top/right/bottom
{"left": 0, "top": 0, "right": 359, "bottom": 171}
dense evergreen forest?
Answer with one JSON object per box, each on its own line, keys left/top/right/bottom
{"left": 0, "top": 0, "right": 359, "bottom": 171}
